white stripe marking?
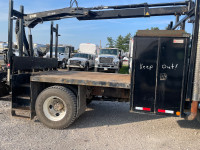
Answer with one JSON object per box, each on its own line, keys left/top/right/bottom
{"left": 135, "top": 107, "right": 143, "bottom": 110}
{"left": 165, "top": 110, "right": 174, "bottom": 114}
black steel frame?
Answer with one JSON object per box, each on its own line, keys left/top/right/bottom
{"left": 49, "top": 22, "right": 59, "bottom": 59}
{"left": 8, "top": 0, "right": 58, "bottom": 79}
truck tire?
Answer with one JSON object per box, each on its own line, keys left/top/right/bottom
{"left": 68, "top": 67, "right": 71, "bottom": 71}
{"left": 84, "top": 63, "right": 89, "bottom": 71}
{"left": 94, "top": 67, "right": 98, "bottom": 72}
{"left": 35, "top": 86, "right": 77, "bottom": 129}
{"left": 61, "top": 59, "right": 67, "bottom": 69}
{"left": 119, "top": 62, "right": 122, "bottom": 68}
{"left": 115, "top": 69, "right": 119, "bottom": 73}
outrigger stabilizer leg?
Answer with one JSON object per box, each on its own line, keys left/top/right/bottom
{"left": 187, "top": 101, "right": 199, "bottom": 120}
{"left": 187, "top": 0, "right": 200, "bottom": 121}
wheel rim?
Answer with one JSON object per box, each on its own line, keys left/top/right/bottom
{"left": 43, "top": 96, "right": 67, "bottom": 121}
{"left": 62, "top": 61, "right": 66, "bottom": 68}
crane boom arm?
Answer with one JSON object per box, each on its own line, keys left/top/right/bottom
{"left": 22, "top": 1, "right": 193, "bottom": 28}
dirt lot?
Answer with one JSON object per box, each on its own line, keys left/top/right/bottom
{"left": 0, "top": 100, "right": 200, "bottom": 150}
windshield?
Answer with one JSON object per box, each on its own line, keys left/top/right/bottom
{"left": 100, "top": 49, "right": 118, "bottom": 55}
{"left": 73, "top": 53, "right": 88, "bottom": 59}
{"left": 53, "top": 47, "right": 65, "bottom": 53}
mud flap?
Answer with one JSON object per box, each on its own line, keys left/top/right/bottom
{"left": 76, "top": 85, "right": 86, "bottom": 117}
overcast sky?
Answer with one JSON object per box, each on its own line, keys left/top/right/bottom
{"left": 0, "top": 0, "right": 193, "bottom": 49}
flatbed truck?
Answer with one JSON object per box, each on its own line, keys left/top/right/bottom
{"left": 1, "top": 0, "right": 200, "bottom": 129}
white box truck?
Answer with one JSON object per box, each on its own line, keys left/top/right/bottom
{"left": 79, "top": 43, "right": 98, "bottom": 55}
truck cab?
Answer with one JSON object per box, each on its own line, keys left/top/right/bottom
{"left": 95, "top": 48, "right": 122, "bottom": 73}
{"left": 44, "top": 46, "right": 71, "bottom": 68}
{"left": 67, "top": 53, "right": 95, "bottom": 71}
{"left": 67, "top": 43, "right": 97, "bottom": 71}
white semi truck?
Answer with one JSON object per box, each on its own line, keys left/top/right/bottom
{"left": 95, "top": 48, "right": 123, "bottom": 73}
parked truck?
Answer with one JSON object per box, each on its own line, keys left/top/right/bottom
{"left": 1, "top": 0, "right": 200, "bottom": 129}
{"left": 95, "top": 48, "right": 122, "bottom": 73}
{"left": 78, "top": 43, "right": 98, "bottom": 55}
{"left": 44, "top": 45, "right": 72, "bottom": 68}
{"left": 67, "top": 43, "right": 97, "bottom": 71}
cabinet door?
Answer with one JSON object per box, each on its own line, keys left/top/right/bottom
{"left": 156, "top": 38, "right": 187, "bottom": 115}
{"left": 132, "top": 37, "right": 158, "bottom": 112}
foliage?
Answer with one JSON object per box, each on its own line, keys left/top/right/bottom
{"left": 106, "top": 33, "right": 132, "bottom": 52}
{"left": 106, "top": 37, "right": 115, "bottom": 48}
{"left": 115, "top": 35, "right": 124, "bottom": 50}
{"left": 119, "top": 65, "right": 129, "bottom": 74}
{"left": 146, "top": 27, "right": 159, "bottom": 30}
{"left": 106, "top": 27, "right": 159, "bottom": 52}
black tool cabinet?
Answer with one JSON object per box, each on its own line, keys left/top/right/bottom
{"left": 130, "top": 31, "right": 190, "bottom": 116}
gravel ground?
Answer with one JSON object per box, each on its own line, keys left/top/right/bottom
{"left": 0, "top": 100, "right": 200, "bottom": 150}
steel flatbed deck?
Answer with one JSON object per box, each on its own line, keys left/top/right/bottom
{"left": 31, "top": 71, "right": 131, "bottom": 89}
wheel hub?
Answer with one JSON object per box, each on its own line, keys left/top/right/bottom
{"left": 43, "top": 96, "right": 67, "bottom": 121}
{"left": 53, "top": 102, "right": 64, "bottom": 111}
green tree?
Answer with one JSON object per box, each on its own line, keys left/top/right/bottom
{"left": 123, "top": 33, "right": 132, "bottom": 52}
{"left": 115, "top": 35, "right": 124, "bottom": 50}
{"left": 106, "top": 37, "right": 115, "bottom": 48}
{"left": 106, "top": 33, "right": 133, "bottom": 52}
{"left": 146, "top": 27, "right": 159, "bottom": 30}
